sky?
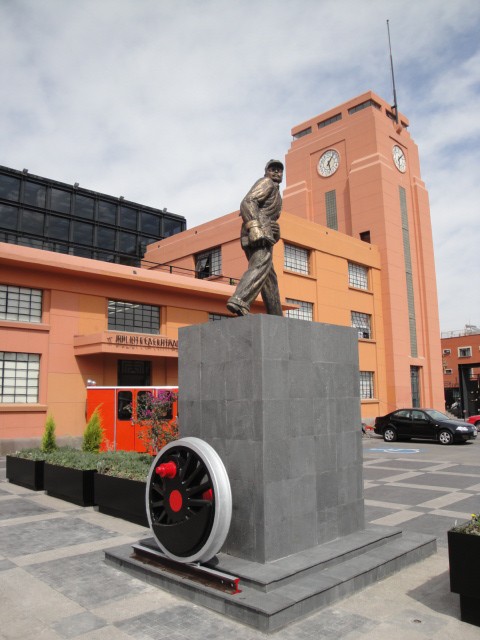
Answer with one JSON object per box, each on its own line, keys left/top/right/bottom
{"left": 0, "top": 0, "right": 479, "bottom": 332}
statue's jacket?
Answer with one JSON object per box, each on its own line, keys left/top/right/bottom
{"left": 239, "top": 176, "right": 282, "bottom": 249}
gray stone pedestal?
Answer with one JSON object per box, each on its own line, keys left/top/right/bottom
{"left": 179, "top": 314, "right": 364, "bottom": 563}
{"left": 106, "top": 315, "right": 436, "bottom": 632}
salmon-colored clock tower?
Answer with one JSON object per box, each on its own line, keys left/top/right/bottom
{"left": 283, "top": 91, "right": 444, "bottom": 410}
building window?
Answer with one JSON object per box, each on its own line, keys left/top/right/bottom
{"left": 442, "top": 348, "right": 451, "bottom": 356}
{"left": 0, "top": 285, "right": 42, "bottom": 323}
{"left": 348, "top": 99, "right": 381, "bottom": 115}
{"left": 285, "top": 299, "right": 313, "bottom": 321}
{"left": 458, "top": 346, "right": 472, "bottom": 358}
{"left": 209, "top": 313, "right": 229, "bottom": 321}
{"left": 293, "top": 126, "right": 312, "bottom": 140}
{"left": 325, "top": 190, "right": 338, "bottom": 230}
{"left": 108, "top": 300, "right": 160, "bottom": 334}
{"left": 0, "top": 352, "right": 40, "bottom": 403}
{"left": 0, "top": 174, "right": 21, "bottom": 201}
{"left": 284, "top": 244, "right": 309, "bottom": 275}
{"left": 351, "top": 311, "right": 372, "bottom": 339}
{"left": 195, "top": 247, "right": 221, "bottom": 279}
{"left": 359, "top": 371, "right": 374, "bottom": 399}
{"left": 318, "top": 113, "right": 342, "bottom": 129}
{"left": 348, "top": 262, "right": 369, "bottom": 290}
{"left": 444, "top": 369, "right": 453, "bottom": 374}
{"left": 399, "top": 186, "right": 418, "bottom": 358}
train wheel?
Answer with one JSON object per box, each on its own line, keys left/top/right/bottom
{"left": 146, "top": 437, "right": 232, "bottom": 563}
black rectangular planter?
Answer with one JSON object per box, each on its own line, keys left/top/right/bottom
{"left": 448, "top": 529, "right": 480, "bottom": 626}
{"left": 94, "top": 473, "right": 148, "bottom": 527}
{"left": 6, "top": 456, "right": 44, "bottom": 490}
{"left": 44, "top": 463, "right": 96, "bottom": 507}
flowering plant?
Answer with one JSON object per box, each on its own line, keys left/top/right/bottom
{"left": 128, "top": 390, "right": 178, "bottom": 454}
{"left": 452, "top": 513, "right": 480, "bottom": 536}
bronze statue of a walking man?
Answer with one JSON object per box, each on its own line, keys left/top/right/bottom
{"left": 226, "top": 159, "right": 284, "bottom": 317}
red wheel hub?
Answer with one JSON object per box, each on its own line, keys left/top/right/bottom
{"left": 169, "top": 489, "right": 183, "bottom": 512}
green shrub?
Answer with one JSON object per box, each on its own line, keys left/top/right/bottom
{"left": 41, "top": 415, "right": 58, "bottom": 453}
{"left": 45, "top": 447, "right": 99, "bottom": 470}
{"left": 82, "top": 406, "right": 104, "bottom": 453}
{"left": 11, "top": 448, "right": 47, "bottom": 461}
{"left": 96, "top": 450, "right": 153, "bottom": 481}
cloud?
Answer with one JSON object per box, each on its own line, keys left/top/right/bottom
{"left": 0, "top": 0, "right": 479, "bottom": 330}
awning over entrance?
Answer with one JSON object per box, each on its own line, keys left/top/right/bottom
{"left": 73, "top": 331, "right": 178, "bottom": 358}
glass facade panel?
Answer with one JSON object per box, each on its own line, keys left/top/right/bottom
{"left": 98, "top": 201, "right": 117, "bottom": 224}
{"left": 73, "top": 220, "right": 94, "bottom": 246}
{"left": 284, "top": 244, "right": 309, "bottom": 274}
{"left": 74, "top": 194, "right": 94, "bottom": 219}
{"left": 0, "top": 285, "right": 42, "bottom": 323}
{"left": 141, "top": 211, "right": 160, "bottom": 236}
{"left": 50, "top": 188, "right": 71, "bottom": 213}
{"left": 23, "top": 182, "right": 46, "bottom": 207}
{"left": 0, "top": 352, "right": 40, "bottom": 403}
{"left": 118, "top": 231, "right": 137, "bottom": 255}
{"left": 163, "top": 217, "right": 184, "bottom": 237}
{"left": 46, "top": 215, "right": 70, "bottom": 241}
{"left": 21, "top": 209, "right": 45, "bottom": 236}
{"left": 0, "top": 204, "right": 18, "bottom": 229}
{"left": 97, "top": 226, "right": 116, "bottom": 250}
{"left": 108, "top": 300, "right": 160, "bottom": 334}
{"left": 285, "top": 298, "right": 313, "bottom": 321}
{"left": 119, "top": 206, "right": 138, "bottom": 230}
{"left": 0, "top": 175, "right": 20, "bottom": 201}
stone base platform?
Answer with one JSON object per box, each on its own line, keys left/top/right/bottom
{"left": 105, "top": 526, "right": 436, "bottom": 633}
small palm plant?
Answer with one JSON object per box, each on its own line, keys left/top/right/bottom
{"left": 41, "top": 415, "right": 58, "bottom": 453}
{"left": 82, "top": 406, "right": 104, "bottom": 453}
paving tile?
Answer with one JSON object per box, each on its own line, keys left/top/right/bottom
{"left": 0, "top": 516, "right": 117, "bottom": 557}
{"left": 403, "top": 472, "right": 480, "bottom": 490}
{"left": 364, "top": 485, "right": 446, "bottom": 505}
{"left": 52, "top": 612, "right": 107, "bottom": 638}
{"left": 0, "top": 496, "right": 54, "bottom": 520}
{"left": 25, "top": 550, "right": 152, "bottom": 608}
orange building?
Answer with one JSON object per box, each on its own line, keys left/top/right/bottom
{"left": 146, "top": 91, "right": 444, "bottom": 416}
{"left": 0, "top": 242, "right": 257, "bottom": 451}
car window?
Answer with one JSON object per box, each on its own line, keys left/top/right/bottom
{"left": 412, "top": 410, "right": 428, "bottom": 421}
{"left": 395, "top": 410, "right": 411, "bottom": 418}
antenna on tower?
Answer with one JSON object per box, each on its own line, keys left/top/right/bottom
{"left": 386, "top": 19, "right": 399, "bottom": 124}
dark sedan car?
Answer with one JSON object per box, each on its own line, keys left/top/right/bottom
{"left": 374, "top": 409, "right": 477, "bottom": 445}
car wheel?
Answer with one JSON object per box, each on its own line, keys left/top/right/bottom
{"left": 383, "top": 427, "right": 397, "bottom": 442}
{"left": 439, "top": 429, "right": 453, "bottom": 445}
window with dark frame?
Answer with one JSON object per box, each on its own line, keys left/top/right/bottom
{"left": 195, "top": 247, "right": 221, "bottom": 279}
{"left": 0, "top": 352, "right": 40, "bottom": 403}
{"left": 108, "top": 300, "right": 160, "bottom": 334}
{"left": 285, "top": 299, "right": 313, "bottom": 321}
{"left": 0, "top": 285, "right": 42, "bottom": 323}
{"left": 351, "top": 311, "right": 372, "bottom": 339}
{"left": 284, "top": 244, "right": 309, "bottom": 275}
{"left": 359, "top": 371, "right": 374, "bottom": 399}
{"left": 348, "top": 262, "right": 369, "bottom": 290}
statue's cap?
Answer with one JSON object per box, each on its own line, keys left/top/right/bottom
{"left": 265, "top": 159, "right": 284, "bottom": 171}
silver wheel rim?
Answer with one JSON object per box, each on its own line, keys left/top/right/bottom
{"left": 146, "top": 437, "right": 232, "bottom": 563}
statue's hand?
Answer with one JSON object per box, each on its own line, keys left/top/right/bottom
{"left": 270, "top": 221, "right": 280, "bottom": 242}
{"left": 248, "top": 224, "right": 268, "bottom": 246}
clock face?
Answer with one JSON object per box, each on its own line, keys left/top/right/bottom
{"left": 392, "top": 145, "right": 406, "bottom": 173}
{"left": 317, "top": 149, "right": 340, "bottom": 177}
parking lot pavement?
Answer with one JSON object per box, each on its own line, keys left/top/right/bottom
{"left": 1, "top": 441, "right": 480, "bottom": 639}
